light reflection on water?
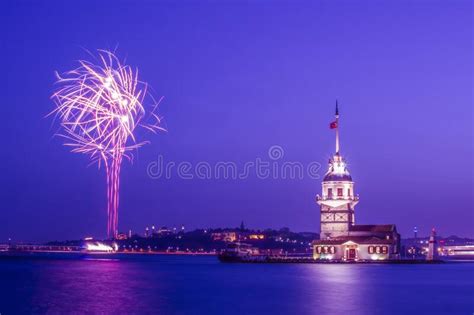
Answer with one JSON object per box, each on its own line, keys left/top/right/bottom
{"left": 306, "top": 265, "right": 367, "bottom": 314}
{"left": 0, "top": 256, "right": 473, "bottom": 314}
{"left": 31, "top": 259, "right": 167, "bottom": 314}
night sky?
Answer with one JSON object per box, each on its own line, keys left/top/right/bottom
{"left": 1, "top": 1, "right": 472, "bottom": 241}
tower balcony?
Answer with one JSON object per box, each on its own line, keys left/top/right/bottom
{"left": 316, "top": 194, "right": 360, "bottom": 208}
{"left": 316, "top": 194, "right": 359, "bottom": 202}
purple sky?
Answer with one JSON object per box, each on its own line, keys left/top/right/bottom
{"left": 1, "top": 0, "right": 472, "bottom": 241}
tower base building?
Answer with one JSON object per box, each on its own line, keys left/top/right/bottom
{"left": 313, "top": 103, "right": 400, "bottom": 261}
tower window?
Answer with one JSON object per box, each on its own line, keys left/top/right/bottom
{"left": 368, "top": 246, "right": 374, "bottom": 254}
{"left": 337, "top": 188, "right": 343, "bottom": 197}
{"left": 327, "top": 188, "right": 333, "bottom": 198}
{"left": 348, "top": 189, "right": 351, "bottom": 196}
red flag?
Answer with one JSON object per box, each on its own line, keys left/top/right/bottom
{"left": 330, "top": 121, "right": 338, "bottom": 129}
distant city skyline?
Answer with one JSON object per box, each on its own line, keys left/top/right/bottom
{"left": 1, "top": 1, "right": 472, "bottom": 241}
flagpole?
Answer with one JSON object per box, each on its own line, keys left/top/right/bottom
{"left": 335, "top": 101, "right": 340, "bottom": 154}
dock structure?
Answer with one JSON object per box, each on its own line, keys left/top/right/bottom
{"left": 2, "top": 244, "right": 81, "bottom": 252}
{"left": 222, "top": 255, "right": 444, "bottom": 264}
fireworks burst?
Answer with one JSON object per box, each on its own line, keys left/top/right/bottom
{"left": 50, "top": 49, "right": 163, "bottom": 238}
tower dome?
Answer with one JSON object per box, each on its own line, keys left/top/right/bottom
{"left": 323, "top": 154, "right": 352, "bottom": 182}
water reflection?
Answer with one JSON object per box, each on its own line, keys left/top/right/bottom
{"left": 304, "top": 264, "right": 369, "bottom": 315}
{"left": 31, "top": 259, "right": 167, "bottom": 314}
{"left": 1, "top": 256, "right": 473, "bottom": 314}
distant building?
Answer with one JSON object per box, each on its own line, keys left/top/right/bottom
{"left": 248, "top": 234, "right": 265, "bottom": 240}
{"left": 313, "top": 103, "right": 400, "bottom": 261}
{"left": 157, "top": 227, "right": 172, "bottom": 236}
{"left": 439, "top": 245, "right": 474, "bottom": 258}
{"left": 116, "top": 233, "right": 128, "bottom": 240}
{"left": 212, "top": 232, "right": 238, "bottom": 242}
